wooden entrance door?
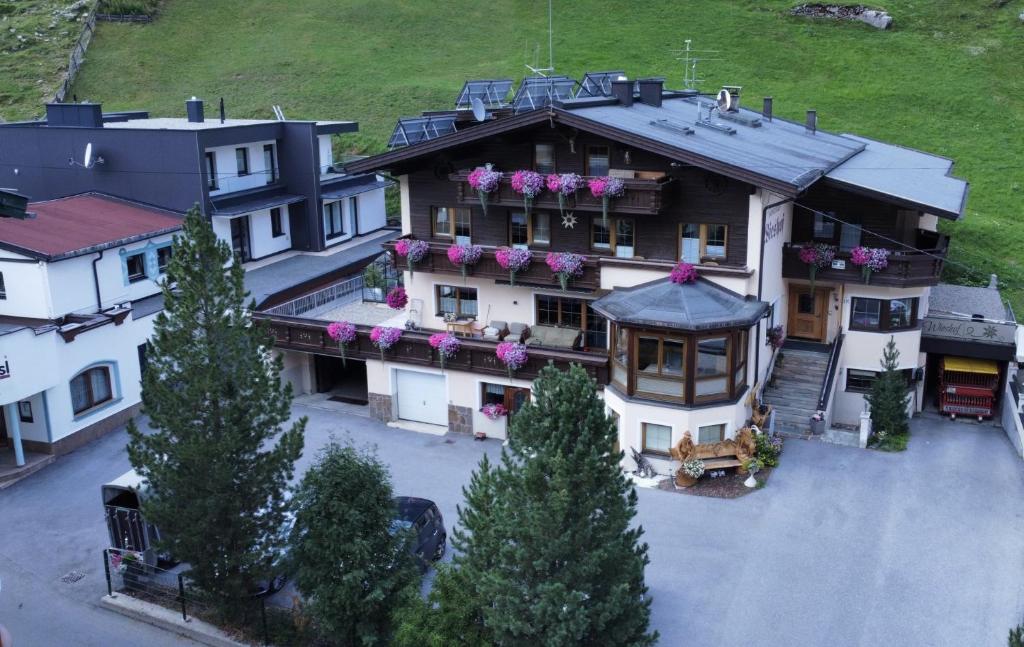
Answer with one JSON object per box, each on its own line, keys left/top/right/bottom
{"left": 788, "top": 285, "right": 829, "bottom": 341}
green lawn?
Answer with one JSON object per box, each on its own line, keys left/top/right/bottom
{"left": 24, "top": 1, "right": 1024, "bottom": 309}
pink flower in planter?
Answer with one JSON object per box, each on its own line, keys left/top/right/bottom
{"left": 797, "top": 242, "right": 836, "bottom": 292}
{"left": 588, "top": 176, "right": 625, "bottom": 225}
{"left": 850, "top": 246, "right": 890, "bottom": 284}
{"left": 496, "top": 341, "right": 528, "bottom": 378}
{"left": 481, "top": 403, "right": 508, "bottom": 421}
{"left": 545, "top": 251, "right": 586, "bottom": 291}
{"left": 467, "top": 164, "right": 502, "bottom": 215}
{"left": 547, "top": 172, "right": 584, "bottom": 219}
{"left": 446, "top": 244, "right": 483, "bottom": 279}
{"left": 386, "top": 286, "right": 408, "bottom": 310}
{"left": 495, "top": 246, "right": 532, "bottom": 286}
{"left": 669, "top": 261, "right": 698, "bottom": 284}
{"left": 369, "top": 326, "right": 402, "bottom": 361}
{"left": 327, "top": 320, "right": 357, "bottom": 367}
{"left": 394, "top": 239, "right": 430, "bottom": 275}
{"left": 510, "top": 169, "right": 544, "bottom": 216}
{"left": 428, "top": 332, "right": 461, "bottom": 368}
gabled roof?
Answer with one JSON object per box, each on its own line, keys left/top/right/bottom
{"left": 0, "top": 193, "right": 182, "bottom": 261}
{"left": 591, "top": 276, "right": 768, "bottom": 332}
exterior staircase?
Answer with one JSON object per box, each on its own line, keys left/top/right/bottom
{"left": 763, "top": 345, "right": 830, "bottom": 437}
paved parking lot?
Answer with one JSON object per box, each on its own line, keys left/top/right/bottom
{"left": 2, "top": 401, "right": 1022, "bottom": 646}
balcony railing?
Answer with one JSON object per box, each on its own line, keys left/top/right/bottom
{"left": 381, "top": 239, "right": 601, "bottom": 291}
{"left": 450, "top": 170, "right": 675, "bottom": 215}
{"left": 255, "top": 314, "right": 610, "bottom": 385}
{"left": 782, "top": 236, "right": 948, "bottom": 287}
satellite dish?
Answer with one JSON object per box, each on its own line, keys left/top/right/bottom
{"left": 716, "top": 89, "right": 732, "bottom": 113}
{"left": 471, "top": 97, "right": 487, "bottom": 122}
{"left": 83, "top": 143, "right": 94, "bottom": 168}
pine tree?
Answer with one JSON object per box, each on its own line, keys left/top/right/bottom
{"left": 428, "top": 364, "right": 657, "bottom": 646}
{"left": 288, "top": 443, "right": 417, "bottom": 645}
{"left": 1010, "top": 622, "right": 1024, "bottom": 647}
{"left": 127, "top": 206, "right": 305, "bottom": 611}
{"left": 866, "top": 336, "right": 911, "bottom": 441}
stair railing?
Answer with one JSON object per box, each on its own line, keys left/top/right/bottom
{"left": 817, "top": 333, "right": 845, "bottom": 412}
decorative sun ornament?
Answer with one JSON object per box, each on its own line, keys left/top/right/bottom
{"left": 561, "top": 212, "right": 578, "bottom": 229}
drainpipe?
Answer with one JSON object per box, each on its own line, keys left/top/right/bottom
{"left": 92, "top": 249, "right": 104, "bottom": 312}
{"left": 755, "top": 193, "right": 797, "bottom": 396}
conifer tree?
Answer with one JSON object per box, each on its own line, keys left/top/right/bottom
{"left": 867, "top": 336, "right": 911, "bottom": 440}
{"left": 127, "top": 206, "right": 305, "bottom": 610}
{"left": 429, "top": 364, "right": 657, "bottom": 646}
{"left": 288, "top": 443, "right": 416, "bottom": 645}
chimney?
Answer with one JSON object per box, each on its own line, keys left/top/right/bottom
{"left": 721, "top": 85, "right": 741, "bottom": 111}
{"left": 762, "top": 97, "right": 773, "bottom": 122}
{"left": 186, "top": 97, "right": 205, "bottom": 123}
{"left": 45, "top": 102, "right": 103, "bottom": 128}
{"left": 805, "top": 109, "right": 817, "bottom": 134}
{"left": 610, "top": 78, "right": 634, "bottom": 107}
{"left": 989, "top": 273, "right": 999, "bottom": 289}
{"left": 636, "top": 78, "right": 664, "bottom": 107}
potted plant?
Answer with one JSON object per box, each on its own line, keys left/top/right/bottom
{"left": 766, "top": 324, "right": 785, "bottom": 351}
{"left": 587, "top": 176, "right": 625, "bottom": 225}
{"left": 385, "top": 286, "right": 408, "bottom": 310}
{"left": 495, "top": 341, "right": 528, "bottom": 379}
{"left": 446, "top": 243, "right": 483, "bottom": 279}
{"left": 850, "top": 246, "right": 890, "bottom": 284}
{"left": 810, "top": 410, "right": 826, "bottom": 435}
{"left": 395, "top": 239, "right": 430, "bottom": 276}
{"left": 545, "top": 251, "right": 586, "bottom": 292}
{"left": 428, "top": 332, "right": 461, "bottom": 369}
{"left": 743, "top": 457, "right": 763, "bottom": 488}
{"left": 495, "top": 247, "right": 532, "bottom": 286}
{"left": 798, "top": 242, "right": 836, "bottom": 292}
{"left": 510, "top": 170, "right": 544, "bottom": 217}
{"left": 676, "top": 458, "right": 705, "bottom": 487}
{"left": 546, "top": 172, "right": 585, "bottom": 220}
{"left": 467, "top": 164, "right": 502, "bottom": 215}
{"left": 326, "top": 321, "right": 357, "bottom": 367}
{"left": 369, "top": 326, "right": 402, "bottom": 362}
{"left": 669, "top": 261, "right": 698, "bottom": 284}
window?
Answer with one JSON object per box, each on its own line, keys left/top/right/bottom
{"left": 137, "top": 343, "right": 148, "bottom": 379}
{"left": 70, "top": 366, "right": 113, "bottom": 415}
{"left": 611, "top": 325, "right": 629, "bottom": 389}
{"left": 695, "top": 336, "right": 729, "bottom": 399}
{"left": 733, "top": 329, "right": 748, "bottom": 391}
{"left": 481, "top": 383, "right": 530, "bottom": 416}
{"left": 205, "top": 152, "right": 218, "bottom": 190}
{"left": 349, "top": 197, "right": 359, "bottom": 233}
{"left": 846, "top": 369, "right": 876, "bottom": 393}
{"left": 678, "top": 223, "right": 728, "bottom": 262}
{"left": 534, "top": 143, "right": 555, "bottom": 174}
{"left": 235, "top": 147, "right": 250, "bottom": 176}
{"left": 850, "top": 297, "right": 918, "bottom": 332}
{"left": 586, "top": 145, "right": 610, "bottom": 176}
{"left": 813, "top": 211, "right": 835, "bottom": 240}
{"left": 0, "top": 271, "right": 5, "bottom": 299}
{"left": 431, "top": 207, "right": 471, "bottom": 243}
{"left": 535, "top": 295, "right": 607, "bottom": 349}
{"left": 436, "top": 285, "right": 478, "bottom": 318}
{"left": 642, "top": 422, "right": 672, "bottom": 456}
{"left": 263, "top": 144, "right": 277, "bottom": 184}
{"left": 270, "top": 207, "right": 284, "bottom": 238}
{"left": 697, "top": 423, "right": 726, "bottom": 444}
{"left": 18, "top": 401, "right": 32, "bottom": 423}
{"left": 125, "top": 253, "right": 146, "bottom": 283}
{"left": 592, "top": 217, "right": 635, "bottom": 257}
{"left": 324, "top": 201, "right": 345, "bottom": 239}
{"left": 635, "top": 334, "right": 686, "bottom": 399}
{"left": 509, "top": 212, "right": 551, "bottom": 248}
{"left": 156, "top": 246, "right": 172, "bottom": 275}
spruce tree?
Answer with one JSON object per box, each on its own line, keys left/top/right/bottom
{"left": 288, "top": 442, "right": 417, "bottom": 646}
{"left": 866, "top": 336, "right": 911, "bottom": 441}
{"left": 1010, "top": 621, "right": 1024, "bottom": 647}
{"left": 431, "top": 364, "right": 657, "bottom": 646}
{"left": 127, "top": 206, "right": 305, "bottom": 611}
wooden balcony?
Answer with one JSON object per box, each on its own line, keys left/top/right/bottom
{"left": 381, "top": 239, "right": 601, "bottom": 291}
{"left": 781, "top": 236, "right": 948, "bottom": 287}
{"left": 450, "top": 170, "right": 675, "bottom": 215}
{"left": 255, "top": 314, "right": 611, "bottom": 385}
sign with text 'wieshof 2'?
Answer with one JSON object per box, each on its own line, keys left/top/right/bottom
{"left": 921, "top": 315, "right": 1017, "bottom": 346}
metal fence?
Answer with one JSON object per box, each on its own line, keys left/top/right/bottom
{"left": 54, "top": 6, "right": 98, "bottom": 103}
{"left": 264, "top": 276, "right": 363, "bottom": 318}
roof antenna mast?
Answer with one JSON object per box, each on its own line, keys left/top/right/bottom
{"left": 673, "top": 39, "right": 721, "bottom": 90}
{"left": 525, "top": 0, "right": 555, "bottom": 77}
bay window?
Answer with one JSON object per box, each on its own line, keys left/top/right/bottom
{"left": 850, "top": 297, "right": 919, "bottom": 332}
{"left": 695, "top": 336, "right": 729, "bottom": 400}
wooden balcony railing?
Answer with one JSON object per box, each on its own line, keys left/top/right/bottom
{"left": 381, "top": 239, "right": 601, "bottom": 291}
{"left": 450, "top": 170, "right": 675, "bottom": 215}
{"left": 255, "top": 313, "right": 611, "bottom": 385}
{"left": 781, "top": 236, "right": 948, "bottom": 287}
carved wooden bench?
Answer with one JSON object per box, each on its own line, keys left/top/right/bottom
{"left": 670, "top": 427, "right": 756, "bottom": 474}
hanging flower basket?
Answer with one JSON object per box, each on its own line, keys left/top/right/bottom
{"left": 547, "top": 173, "right": 585, "bottom": 220}
{"left": 326, "top": 320, "right": 357, "bottom": 367}
{"left": 429, "top": 332, "right": 461, "bottom": 369}
{"left": 510, "top": 170, "right": 544, "bottom": 217}
{"left": 385, "top": 286, "right": 408, "bottom": 310}
{"left": 495, "top": 246, "right": 532, "bottom": 286}
{"left": 797, "top": 242, "right": 836, "bottom": 293}
{"left": 481, "top": 403, "right": 508, "bottom": 421}
{"left": 495, "top": 341, "right": 528, "bottom": 379}
{"left": 467, "top": 164, "right": 502, "bottom": 216}
{"left": 545, "top": 252, "right": 586, "bottom": 292}
{"left": 587, "top": 176, "right": 625, "bottom": 225}
{"left": 766, "top": 324, "right": 785, "bottom": 351}
{"left": 395, "top": 239, "right": 430, "bottom": 276}
{"left": 446, "top": 243, "right": 483, "bottom": 279}
{"left": 669, "top": 261, "right": 698, "bottom": 284}
{"left": 850, "top": 246, "right": 890, "bottom": 284}
{"left": 369, "top": 326, "right": 402, "bottom": 362}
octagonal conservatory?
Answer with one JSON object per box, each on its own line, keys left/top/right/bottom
{"left": 592, "top": 277, "right": 769, "bottom": 466}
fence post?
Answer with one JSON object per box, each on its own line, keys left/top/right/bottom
{"left": 177, "top": 574, "right": 188, "bottom": 622}
{"left": 102, "top": 549, "right": 113, "bottom": 597}
{"left": 261, "top": 597, "right": 269, "bottom": 646}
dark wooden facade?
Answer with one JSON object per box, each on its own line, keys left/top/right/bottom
{"left": 258, "top": 313, "right": 611, "bottom": 385}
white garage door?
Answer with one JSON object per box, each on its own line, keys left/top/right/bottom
{"left": 395, "top": 370, "right": 446, "bottom": 426}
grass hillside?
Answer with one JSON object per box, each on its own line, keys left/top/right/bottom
{"left": 37, "top": 1, "right": 1024, "bottom": 308}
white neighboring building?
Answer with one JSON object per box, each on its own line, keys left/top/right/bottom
{"left": 0, "top": 193, "right": 181, "bottom": 469}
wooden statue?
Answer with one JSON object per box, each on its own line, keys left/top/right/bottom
{"left": 670, "top": 431, "right": 695, "bottom": 462}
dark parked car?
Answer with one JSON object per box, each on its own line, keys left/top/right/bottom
{"left": 392, "top": 497, "right": 446, "bottom": 570}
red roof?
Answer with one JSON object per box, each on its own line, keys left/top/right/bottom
{"left": 0, "top": 193, "right": 182, "bottom": 260}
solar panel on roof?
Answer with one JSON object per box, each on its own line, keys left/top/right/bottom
{"left": 577, "top": 71, "right": 627, "bottom": 98}
{"left": 512, "top": 76, "right": 577, "bottom": 113}
{"left": 387, "top": 116, "right": 458, "bottom": 149}
{"left": 455, "top": 79, "right": 514, "bottom": 109}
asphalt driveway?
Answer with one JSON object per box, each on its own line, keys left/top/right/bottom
{"left": 1, "top": 400, "right": 1022, "bottom": 646}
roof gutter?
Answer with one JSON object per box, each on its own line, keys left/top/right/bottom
{"left": 754, "top": 193, "right": 796, "bottom": 398}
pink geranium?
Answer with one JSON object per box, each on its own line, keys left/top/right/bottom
{"left": 588, "top": 176, "right": 625, "bottom": 225}
{"left": 467, "top": 164, "right": 502, "bottom": 215}
{"left": 327, "top": 320, "right": 357, "bottom": 366}
{"left": 547, "top": 172, "right": 584, "bottom": 219}
{"left": 495, "top": 246, "right": 532, "bottom": 286}
{"left": 850, "top": 246, "right": 890, "bottom": 284}
{"left": 797, "top": 242, "right": 836, "bottom": 292}
{"left": 446, "top": 244, "right": 483, "bottom": 279}
{"left": 386, "top": 286, "right": 408, "bottom": 310}
{"left": 481, "top": 403, "right": 508, "bottom": 420}
{"left": 394, "top": 239, "right": 430, "bottom": 276}
{"left": 669, "top": 261, "right": 698, "bottom": 284}
{"left": 510, "top": 169, "right": 544, "bottom": 216}
{"left": 496, "top": 341, "right": 528, "bottom": 378}
{"left": 545, "top": 251, "right": 586, "bottom": 291}
{"left": 369, "top": 326, "right": 402, "bottom": 361}
{"left": 429, "top": 332, "right": 461, "bottom": 368}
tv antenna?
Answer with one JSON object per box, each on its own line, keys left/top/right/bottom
{"left": 671, "top": 39, "right": 721, "bottom": 90}
{"left": 525, "top": 0, "right": 555, "bottom": 77}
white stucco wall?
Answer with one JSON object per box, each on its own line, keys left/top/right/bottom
{"left": 357, "top": 185, "right": 388, "bottom": 234}
{"left": 318, "top": 135, "right": 334, "bottom": 172}
{"left": 0, "top": 251, "right": 49, "bottom": 318}
{"left": 206, "top": 139, "right": 278, "bottom": 196}
{"left": 212, "top": 205, "right": 292, "bottom": 262}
